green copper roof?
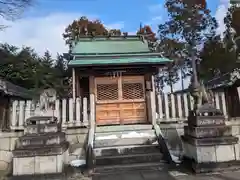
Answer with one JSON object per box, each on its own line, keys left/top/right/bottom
{"left": 68, "top": 57, "right": 171, "bottom": 67}
{"left": 71, "top": 36, "right": 150, "bottom": 54}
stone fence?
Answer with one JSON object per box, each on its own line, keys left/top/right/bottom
{"left": 155, "top": 91, "right": 228, "bottom": 123}
{"left": 10, "top": 97, "right": 89, "bottom": 130}
{"left": 8, "top": 91, "right": 228, "bottom": 130}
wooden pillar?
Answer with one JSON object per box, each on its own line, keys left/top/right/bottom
{"left": 145, "top": 74, "right": 151, "bottom": 123}
{"left": 150, "top": 91, "right": 156, "bottom": 125}
{"left": 151, "top": 75, "right": 156, "bottom": 125}
{"left": 76, "top": 73, "right": 80, "bottom": 97}
{"left": 151, "top": 75, "right": 156, "bottom": 95}
{"left": 145, "top": 73, "right": 157, "bottom": 125}
{"left": 90, "top": 94, "right": 95, "bottom": 128}
{"left": 72, "top": 68, "right": 76, "bottom": 100}
{"left": 89, "top": 76, "right": 95, "bottom": 127}
{"left": 237, "top": 86, "right": 240, "bottom": 103}
{"left": 86, "top": 79, "right": 95, "bottom": 168}
{"left": 220, "top": 92, "right": 227, "bottom": 118}
{"left": 89, "top": 76, "right": 95, "bottom": 95}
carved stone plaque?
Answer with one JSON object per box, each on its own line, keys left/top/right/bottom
{"left": 184, "top": 126, "right": 232, "bottom": 138}
{"left": 189, "top": 116, "right": 225, "bottom": 127}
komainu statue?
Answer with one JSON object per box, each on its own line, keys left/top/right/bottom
{"left": 189, "top": 76, "right": 213, "bottom": 111}
{"left": 39, "top": 88, "right": 57, "bottom": 111}
{"left": 33, "top": 88, "right": 57, "bottom": 117}
{"left": 224, "top": 27, "right": 237, "bottom": 53}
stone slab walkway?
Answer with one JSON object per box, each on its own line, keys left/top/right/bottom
{"left": 5, "top": 169, "right": 240, "bottom": 180}
{"left": 93, "top": 170, "right": 240, "bottom": 180}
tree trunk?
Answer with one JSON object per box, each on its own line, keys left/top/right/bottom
{"left": 181, "top": 68, "right": 184, "bottom": 90}
{"left": 169, "top": 72, "right": 174, "bottom": 93}
{"left": 170, "top": 82, "right": 173, "bottom": 93}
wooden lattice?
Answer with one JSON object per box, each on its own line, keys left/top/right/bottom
{"left": 95, "top": 76, "right": 146, "bottom": 125}
{"left": 97, "top": 83, "right": 118, "bottom": 100}
{"left": 122, "top": 83, "right": 144, "bottom": 100}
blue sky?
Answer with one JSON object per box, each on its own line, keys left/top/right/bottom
{"left": 0, "top": 0, "right": 229, "bottom": 91}
{"left": 24, "top": 0, "right": 221, "bottom": 34}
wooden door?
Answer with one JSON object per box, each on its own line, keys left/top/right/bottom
{"left": 95, "top": 76, "right": 147, "bottom": 125}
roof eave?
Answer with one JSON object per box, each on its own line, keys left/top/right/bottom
{"left": 0, "top": 79, "right": 34, "bottom": 99}
{"left": 71, "top": 52, "right": 162, "bottom": 58}
{"left": 68, "top": 61, "right": 171, "bottom": 68}
{"left": 73, "top": 35, "right": 142, "bottom": 41}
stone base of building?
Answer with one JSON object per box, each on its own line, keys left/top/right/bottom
{"left": 12, "top": 143, "right": 69, "bottom": 176}
{"left": 182, "top": 140, "right": 240, "bottom": 173}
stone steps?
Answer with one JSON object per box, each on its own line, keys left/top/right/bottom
{"left": 95, "top": 124, "right": 153, "bottom": 133}
{"left": 96, "top": 152, "right": 165, "bottom": 166}
{"left": 94, "top": 136, "right": 158, "bottom": 148}
{"left": 94, "top": 162, "right": 167, "bottom": 174}
{"left": 94, "top": 128, "right": 157, "bottom": 148}
{"left": 95, "top": 129, "right": 155, "bottom": 141}
{"left": 94, "top": 144, "right": 161, "bottom": 156}
{"left": 93, "top": 125, "right": 169, "bottom": 173}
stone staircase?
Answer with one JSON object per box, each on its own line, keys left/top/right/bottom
{"left": 92, "top": 124, "right": 172, "bottom": 174}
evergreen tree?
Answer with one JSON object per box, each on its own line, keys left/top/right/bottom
{"left": 158, "top": 0, "right": 217, "bottom": 86}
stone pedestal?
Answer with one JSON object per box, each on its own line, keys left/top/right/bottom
{"left": 12, "top": 116, "right": 69, "bottom": 176}
{"left": 34, "top": 106, "right": 53, "bottom": 117}
{"left": 182, "top": 103, "right": 240, "bottom": 173}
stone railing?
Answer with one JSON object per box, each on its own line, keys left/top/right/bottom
{"left": 9, "top": 91, "right": 228, "bottom": 130}
{"left": 156, "top": 91, "right": 228, "bottom": 123}
{"left": 10, "top": 97, "right": 89, "bottom": 130}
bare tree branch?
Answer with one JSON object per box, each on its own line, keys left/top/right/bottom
{"left": 0, "top": 0, "right": 33, "bottom": 29}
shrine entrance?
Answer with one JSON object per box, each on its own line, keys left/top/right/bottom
{"left": 95, "top": 75, "right": 147, "bottom": 125}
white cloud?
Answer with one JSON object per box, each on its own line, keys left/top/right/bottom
{"left": 151, "top": 16, "right": 162, "bottom": 22}
{"left": 147, "top": 4, "right": 164, "bottom": 33}
{"left": 105, "top": 21, "right": 125, "bottom": 30}
{"left": 215, "top": 0, "right": 230, "bottom": 35}
{"left": 128, "top": 31, "right": 137, "bottom": 35}
{"left": 0, "top": 13, "right": 125, "bottom": 57}
{"left": 148, "top": 4, "right": 162, "bottom": 14}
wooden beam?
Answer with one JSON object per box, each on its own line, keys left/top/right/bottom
{"left": 76, "top": 67, "right": 158, "bottom": 77}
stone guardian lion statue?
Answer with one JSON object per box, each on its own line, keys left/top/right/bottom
{"left": 33, "top": 88, "right": 57, "bottom": 119}
{"left": 39, "top": 88, "right": 57, "bottom": 112}
{"left": 189, "top": 76, "right": 214, "bottom": 111}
